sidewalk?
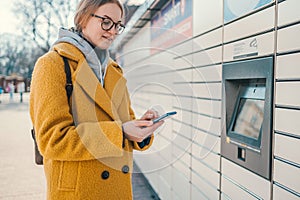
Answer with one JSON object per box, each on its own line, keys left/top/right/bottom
{"left": 0, "top": 93, "right": 159, "bottom": 200}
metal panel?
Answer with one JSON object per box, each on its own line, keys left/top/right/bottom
{"left": 222, "top": 57, "right": 274, "bottom": 180}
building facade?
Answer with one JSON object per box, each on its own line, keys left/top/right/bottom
{"left": 112, "top": 0, "right": 300, "bottom": 199}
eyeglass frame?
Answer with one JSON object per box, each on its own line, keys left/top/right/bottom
{"left": 90, "top": 14, "right": 125, "bottom": 35}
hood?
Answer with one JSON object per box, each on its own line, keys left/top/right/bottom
{"left": 52, "top": 28, "right": 109, "bottom": 85}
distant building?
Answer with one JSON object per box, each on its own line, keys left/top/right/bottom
{"left": 0, "top": 74, "right": 29, "bottom": 93}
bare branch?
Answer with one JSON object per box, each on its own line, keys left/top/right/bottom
{"left": 1, "top": 0, "right": 78, "bottom": 77}
{"left": 14, "top": 0, "right": 78, "bottom": 53}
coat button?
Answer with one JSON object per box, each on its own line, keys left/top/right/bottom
{"left": 101, "top": 170, "right": 109, "bottom": 180}
{"left": 122, "top": 165, "right": 129, "bottom": 174}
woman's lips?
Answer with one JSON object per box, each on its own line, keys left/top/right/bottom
{"left": 102, "top": 35, "right": 113, "bottom": 42}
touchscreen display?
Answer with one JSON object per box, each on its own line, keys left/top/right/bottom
{"left": 232, "top": 98, "right": 264, "bottom": 140}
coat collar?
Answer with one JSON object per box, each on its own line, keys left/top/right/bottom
{"left": 75, "top": 59, "right": 127, "bottom": 120}
{"left": 54, "top": 42, "right": 127, "bottom": 120}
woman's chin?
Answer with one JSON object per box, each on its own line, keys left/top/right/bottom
{"left": 95, "top": 40, "right": 112, "bottom": 49}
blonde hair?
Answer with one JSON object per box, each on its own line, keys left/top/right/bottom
{"left": 74, "top": 0, "right": 124, "bottom": 32}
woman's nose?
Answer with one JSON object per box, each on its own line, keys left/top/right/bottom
{"left": 107, "top": 26, "right": 118, "bottom": 35}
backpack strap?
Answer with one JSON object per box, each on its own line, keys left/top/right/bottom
{"left": 62, "top": 56, "right": 73, "bottom": 101}
{"left": 31, "top": 56, "right": 74, "bottom": 165}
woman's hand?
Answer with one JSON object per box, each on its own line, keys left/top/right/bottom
{"left": 140, "top": 109, "right": 159, "bottom": 120}
{"left": 122, "top": 120, "right": 163, "bottom": 142}
{"left": 122, "top": 109, "right": 163, "bottom": 142}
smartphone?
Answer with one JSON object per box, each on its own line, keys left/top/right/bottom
{"left": 152, "top": 111, "right": 177, "bottom": 124}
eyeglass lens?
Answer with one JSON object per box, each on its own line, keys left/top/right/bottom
{"left": 101, "top": 18, "right": 124, "bottom": 34}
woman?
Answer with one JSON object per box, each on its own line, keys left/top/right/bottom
{"left": 30, "top": 0, "right": 163, "bottom": 199}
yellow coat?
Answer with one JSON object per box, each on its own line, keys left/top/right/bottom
{"left": 30, "top": 42, "right": 153, "bottom": 200}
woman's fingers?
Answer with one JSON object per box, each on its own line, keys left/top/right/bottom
{"left": 141, "top": 120, "right": 164, "bottom": 135}
{"left": 140, "top": 109, "right": 159, "bottom": 120}
{"left": 134, "top": 120, "right": 153, "bottom": 127}
{"left": 122, "top": 119, "right": 164, "bottom": 142}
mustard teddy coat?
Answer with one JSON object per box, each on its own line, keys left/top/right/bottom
{"left": 30, "top": 42, "right": 153, "bottom": 200}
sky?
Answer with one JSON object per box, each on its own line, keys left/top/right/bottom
{"left": 0, "top": 1, "right": 20, "bottom": 35}
{"left": 0, "top": 0, "right": 147, "bottom": 35}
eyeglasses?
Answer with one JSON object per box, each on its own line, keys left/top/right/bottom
{"left": 91, "top": 14, "right": 125, "bottom": 35}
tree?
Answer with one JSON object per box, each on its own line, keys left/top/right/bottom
{"left": 0, "top": 33, "right": 43, "bottom": 78}
{"left": 0, "top": 34, "right": 23, "bottom": 75}
{"left": 14, "top": 0, "right": 79, "bottom": 53}
{"left": 0, "top": 0, "right": 79, "bottom": 78}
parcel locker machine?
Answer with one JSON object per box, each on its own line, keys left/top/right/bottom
{"left": 221, "top": 57, "right": 273, "bottom": 180}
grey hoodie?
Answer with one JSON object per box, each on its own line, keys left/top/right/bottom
{"left": 53, "top": 28, "right": 109, "bottom": 86}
